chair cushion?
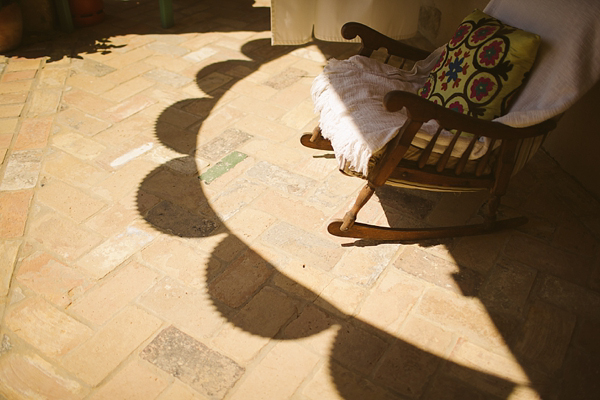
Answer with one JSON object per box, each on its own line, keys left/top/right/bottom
{"left": 417, "top": 9, "right": 540, "bottom": 121}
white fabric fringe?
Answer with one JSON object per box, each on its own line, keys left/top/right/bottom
{"left": 311, "top": 52, "right": 489, "bottom": 176}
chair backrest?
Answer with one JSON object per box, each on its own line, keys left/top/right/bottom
{"left": 484, "top": 0, "right": 600, "bottom": 127}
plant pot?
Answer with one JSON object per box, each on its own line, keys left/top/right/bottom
{"left": 0, "top": 2, "right": 23, "bottom": 52}
{"left": 68, "top": 0, "right": 105, "bottom": 27}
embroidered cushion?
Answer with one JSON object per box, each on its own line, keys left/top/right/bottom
{"left": 417, "top": 9, "right": 541, "bottom": 121}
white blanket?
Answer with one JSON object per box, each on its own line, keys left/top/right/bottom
{"left": 486, "top": 0, "right": 600, "bottom": 128}
{"left": 312, "top": 51, "right": 486, "bottom": 175}
{"left": 312, "top": 0, "right": 600, "bottom": 177}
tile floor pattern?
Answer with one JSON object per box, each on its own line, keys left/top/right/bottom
{"left": 1, "top": 1, "right": 599, "bottom": 399}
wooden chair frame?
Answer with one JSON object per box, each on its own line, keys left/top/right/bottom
{"left": 301, "top": 22, "right": 557, "bottom": 241}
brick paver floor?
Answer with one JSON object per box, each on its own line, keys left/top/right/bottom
{"left": 1, "top": 1, "right": 599, "bottom": 399}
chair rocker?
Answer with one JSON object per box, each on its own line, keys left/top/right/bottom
{"left": 301, "top": 0, "right": 600, "bottom": 242}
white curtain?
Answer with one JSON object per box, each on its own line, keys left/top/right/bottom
{"left": 271, "top": 0, "right": 421, "bottom": 45}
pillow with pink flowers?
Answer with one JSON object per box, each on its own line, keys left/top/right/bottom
{"left": 417, "top": 9, "right": 541, "bottom": 121}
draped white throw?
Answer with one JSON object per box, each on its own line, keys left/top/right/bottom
{"left": 485, "top": 0, "right": 600, "bottom": 128}
{"left": 270, "top": 0, "right": 420, "bottom": 45}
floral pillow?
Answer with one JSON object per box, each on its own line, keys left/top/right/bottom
{"left": 418, "top": 9, "right": 541, "bottom": 121}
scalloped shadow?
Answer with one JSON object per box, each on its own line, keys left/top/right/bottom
{"left": 132, "top": 35, "right": 541, "bottom": 399}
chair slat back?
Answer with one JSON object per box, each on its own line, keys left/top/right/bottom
{"left": 455, "top": 135, "right": 481, "bottom": 176}
{"left": 476, "top": 138, "right": 497, "bottom": 177}
{"left": 436, "top": 130, "right": 461, "bottom": 172}
{"left": 418, "top": 126, "right": 442, "bottom": 168}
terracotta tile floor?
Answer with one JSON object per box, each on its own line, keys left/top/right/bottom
{"left": 1, "top": 1, "right": 599, "bottom": 399}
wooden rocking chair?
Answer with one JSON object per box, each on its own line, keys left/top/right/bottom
{"left": 301, "top": 0, "right": 600, "bottom": 241}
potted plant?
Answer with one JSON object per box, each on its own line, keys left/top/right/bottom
{"left": 68, "top": 0, "right": 105, "bottom": 27}
{"left": 0, "top": 0, "right": 23, "bottom": 52}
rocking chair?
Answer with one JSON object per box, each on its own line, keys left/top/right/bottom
{"left": 301, "top": 0, "right": 600, "bottom": 241}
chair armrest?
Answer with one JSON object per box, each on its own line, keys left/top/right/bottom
{"left": 383, "top": 91, "right": 556, "bottom": 140}
{"left": 341, "top": 22, "right": 432, "bottom": 61}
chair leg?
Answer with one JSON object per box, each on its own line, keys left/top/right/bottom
{"left": 310, "top": 126, "right": 321, "bottom": 142}
{"left": 300, "top": 128, "right": 333, "bottom": 151}
{"left": 484, "top": 194, "right": 500, "bottom": 229}
{"left": 340, "top": 183, "right": 376, "bottom": 231}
